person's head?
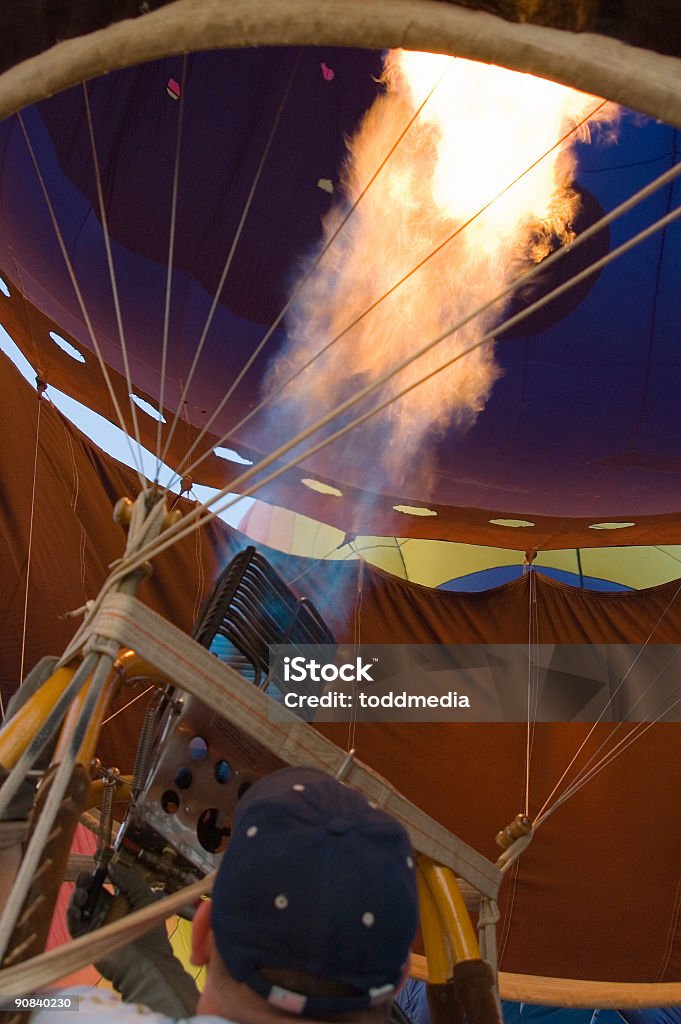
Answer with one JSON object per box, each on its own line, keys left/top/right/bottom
{"left": 192, "top": 766, "right": 418, "bottom": 1023}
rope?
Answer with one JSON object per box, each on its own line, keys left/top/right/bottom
{"left": 564, "top": 648, "right": 681, "bottom": 783}
{"left": 100, "top": 684, "right": 155, "bottom": 727}
{"left": 533, "top": 579, "right": 681, "bottom": 825}
{"left": 496, "top": 857, "right": 520, "bottom": 968}
{"left": 161, "top": 50, "right": 303, "bottom": 476}
{"left": 16, "top": 112, "right": 145, "bottom": 488}
{"left": 348, "top": 558, "right": 365, "bottom": 753}
{"left": 394, "top": 538, "right": 410, "bottom": 581}
{"left": 82, "top": 83, "right": 144, "bottom": 461}
{"left": 284, "top": 538, "right": 354, "bottom": 587}
{"left": 535, "top": 671, "right": 681, "bottom": 828}
{"left": 528, "top": 567, "right": 541, "bottom": 805}
{"left": 0, "top": 488, "right": 168, "bottom": 957}
{"left": 13, "top": 91, "right": 681, "bottom": 606}
{"left": 656, "top": 854, "right": 681, "bottom": 982}
{"left": 155, "top": 54, "right": 188, "bottom": 481}
{"left": 18, "top": 393, "right": 41, "bottom": 691}
{"left": 523, "top": 567, "right": 536, "bottom": 818}
{"left": 58, "top": 413, "right": 87, "bottom": 598}
{"left": 59, "top": 489, "right": 169, "bottom": 665}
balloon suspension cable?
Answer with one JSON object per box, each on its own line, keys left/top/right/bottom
{"left": 58, "top": 412, "right": 87, "bottom": 594}
{"left": 169, "top": 56, "right": 455, "bottom": 489}
{"left": 524, "top": 562, "right": 538, "bottom": 818}
{"left": 168, "top": 474, "right": 193, "bottom": 512}
{"left": 336, "top": 537, "right": 411, "bottom": 566}
{"left": 535, "top": 702, "right": 681, "bottom": 829}
{"left": 17, "top": 381, "right": 44, "bottom": 695}
{"left": 103, "top": 187, "right": 681, "bottom": 593}
{"left": 653, "top": 544, "right": 681, "bottom": 570}
{"left": 534, "top": 645, "right": 681, "bottom": 828}
{"left": 160, "top": 49, "right": 304, "bottom": 474}
{"left": 155, "top": 53, "right": 188, "bottom": 483}
{"left": 284, "top": 535, "right": 356, "bottom": 587}
{"left": 100, "top": 683, "right": 155, "bottom": 727}
{"left": 533, "top": 577, "right": 681, "bottom": 826}
{"left": 334, "top": 748, "right": 356, "bottom": 781}
{"left": 175, "top": 97, "right": 609, "bottom": 486}
{"left": 393, "top": 538, "right": 410, "bottom": 582}
{"left": 15, "top": 112, "right": 146, "bottom": 488}
{"left": 82, "top": 82, "right": 145, "bottom": 463}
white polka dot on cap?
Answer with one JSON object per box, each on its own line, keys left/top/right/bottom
{"left": 406, "top": 856, "right": 414, "bottom": 868}
{"left": 292, "top": 784, "right": 305, "bottom": 792}
{"left": 274, "top": 894, "right": 289, "bottom": 909}
{"left": 362, "top": 912, "right": 375, "bottom": 927}
{"left": 246, "top": 825, "right": 258, "bottom": 837}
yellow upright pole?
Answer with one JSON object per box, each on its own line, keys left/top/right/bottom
{"left": 0, "top": 666, "right": 76, "bottom": 770}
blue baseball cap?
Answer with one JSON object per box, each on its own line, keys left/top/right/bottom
{"left": 211, "top": 766, "right": 418, "bottom": 1017}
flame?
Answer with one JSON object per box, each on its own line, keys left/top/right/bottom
{"left": 265, "top": 52, "right": 615, "bottom": 488}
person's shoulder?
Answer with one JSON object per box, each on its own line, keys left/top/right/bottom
{"left": 31, "top": 987, "right": 163, "bottom": 1023}
{"left": 31, "top": 987, "right": 237, "bottom": 1024}
{"left": 30, "top": 987, "right": 228, "bottom": 1024}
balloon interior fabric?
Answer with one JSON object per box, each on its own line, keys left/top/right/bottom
{"left": 0, "top": 44, "right": 681, "bottom": 547}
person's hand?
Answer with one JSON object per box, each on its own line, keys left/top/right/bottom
{"left": 67, "top": 867, "right": 114, "bottom": 935}
{"left": 67, "top": 861, "right": 200, "bottom": 1018}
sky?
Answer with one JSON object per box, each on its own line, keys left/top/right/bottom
{"left": 0, "top": 323, "right": 254, "bottom": 528}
